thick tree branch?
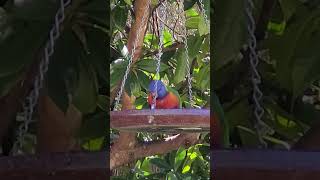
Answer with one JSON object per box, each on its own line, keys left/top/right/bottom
{"left": 111, "top": 133, "right": 200, "bottom": 169}
{"left": 110, "top": 0, "right": 151, "bottom": 170}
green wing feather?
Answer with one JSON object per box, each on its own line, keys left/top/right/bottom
{"left": 166, "top": 86, "right": 182, "bottom": 108}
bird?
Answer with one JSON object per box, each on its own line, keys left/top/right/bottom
{"left": 147, "top": 80, "right": 181, "bottom": 109}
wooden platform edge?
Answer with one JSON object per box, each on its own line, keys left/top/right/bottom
{"left": 0, "top": 151, "right": 108, "bottom": 180}
{"left": 213, "top": 150, "right": 320, "bottom": 180}
{"left": 110, "top": 109, "right": 210, "bottom": 130}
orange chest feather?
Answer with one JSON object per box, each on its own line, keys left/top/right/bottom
{"left": 148, "top": 92, "right": 179, "bottom": 109}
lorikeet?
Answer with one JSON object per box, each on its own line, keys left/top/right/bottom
{"left": 147, "top": 80, "right": 181, "bottom": 109}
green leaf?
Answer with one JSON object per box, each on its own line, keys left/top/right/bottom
{"left": 47, "top": 30, "right": 81, "bottom": 114}
{"left": 195, "top": 65, "right": 210, "bottom": 91}
{"left": 124, "top": 0, "right": 132, "bottom": 6}
{"left": 163, "top": 29, "right": 173, "bottom": 47}
{"left": 174, "top": 147, "right": 186, "bottom": 171}
{"left": 266, "top": 7, "right": 320, "bottom": 100}
{"left": 149, "top": 157, "right": 172, "bottom": 170}
{"left": 79, "top": 112, "right": 108, "bottom": 139}
{"left": 198, "top": 15, "right": 209, "bottom": 36}
{"left": 72, "top": 60, "right": 98, "bottom": 114}
{"left": 84, "top": 26, "right": 108, "bottom": 83}
{"left": 0, "top": 22, "right": 50, "bottom": 77}
{"left": 137, "top": 70, "right": 150, "bottom": 91}
{"left": 197, "top": 0, "right": 210, "bottom": 18}
{"left": 111, "top": 5, "right": 128, "bottom": 30}
{"left": 213, "top": 92, "right": 229, "bottom": 147}
{"left": 173, "top": 34, "right": 204, "bottom": 84}
{"left": 182, "top": 165, "right": 191, "bottom": 174}
{"left": 82, "top": 136, "right": 105, "bottom": 151}
{"left": 213, "top": 0, "right": 247, "bottom": 70}
{"left": 186, "top": 16, "right": 200, "bottom": 29}
{"left": 185, "top": 8, "right": 199, "bottom": 17}
{"left": 110, "top": 58, "right": 127, "bottom": 89}
{"left": 97, "top": 95, "right": 108, "bottom": 112}
{"left": 166, "top": 172, "right": 178, "bottom": 180}
{"left": 135, "top": 59, "right": 169, "bottom": 73}
{"left": 124, "top": 71, "right": 140, "bottom": 97}
{"left": 279, "top": 0, "right": 301, "bottom": 21}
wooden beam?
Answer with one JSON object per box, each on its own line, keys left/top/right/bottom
{"left": 214, "top": 150, "right": 320, "bottom": 180}
{"left": 0, "top": 151, "right": 108, "bottom": 180}
{"left": 110, "top": 109, "right": 210, "bottom": 132}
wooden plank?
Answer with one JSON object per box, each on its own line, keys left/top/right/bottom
{"left": 0, "top": 151, "right": 108, "bottom": 180}
{"left": 110, "top": 109, "right": 210, "bottom": 132}
{"left": 213, "top": 150, "right": 320, "bottom": 180}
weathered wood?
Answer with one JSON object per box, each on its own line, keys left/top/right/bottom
{"left": 110, "top": 109, "right": 210, "bottom": 132}
{"left": 214, "top": 150, "right": 320, "bottom": 180}
{"left": 0, "top": 151, "right": 108, "bottom": 180}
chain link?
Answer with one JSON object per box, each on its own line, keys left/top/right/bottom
{"left": 179, "top": 0, "right": 194, "bottom": 107}
{"left": 245, "top": 0, "right": 271, "bottom": 147}
{"left": 113, "top": 0, "right": 151, "bottom": 111}
{"left": 151, "top": 1, "right": 167, "bottom": 109}
{"left": 198, "top": 0, "right": 209, "bottom": 28}
{"left": 11, "top": 0, "right": 71, "bottom": 155}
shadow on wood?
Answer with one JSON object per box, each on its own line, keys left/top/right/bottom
{"left": 0, "top": 151, "right": 108, "bottom": 180}
{"left": 213, "top": 150, "right": 320, "bottom": 180}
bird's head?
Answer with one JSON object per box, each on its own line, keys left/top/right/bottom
{"left": 148, "top": 80, "right": 167, "bottom": 99}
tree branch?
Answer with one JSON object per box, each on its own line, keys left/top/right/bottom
{"left": 110, "top": 133, "right": 200, "bottom": 169}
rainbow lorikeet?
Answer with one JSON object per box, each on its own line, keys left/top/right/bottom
{"left": 147, "top": 80, "right": 181, "bottom": 109}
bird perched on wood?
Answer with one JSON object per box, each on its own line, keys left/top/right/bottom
{"left": 147, "top": 80, "right": 181, "bottom": 109}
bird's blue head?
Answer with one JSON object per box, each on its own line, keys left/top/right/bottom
{"left": 148, "top": 80, "right": 167, "bottom": 99}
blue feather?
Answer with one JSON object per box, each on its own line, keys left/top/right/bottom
{"left": 148, "top": 80, "right": 167, "bottom": 99}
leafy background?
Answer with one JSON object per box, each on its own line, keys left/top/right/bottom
{"left": 110, "top": 0, "right": 210, "bottom": 179}
{"left": 214, "top": 0, "right": 320, "bottom": 149}
{"left": 0, "top": 0, "right": 108, "bottom": 153}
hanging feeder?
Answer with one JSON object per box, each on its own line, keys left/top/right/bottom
{"left": 110, "top": 0, "right": 211, "bottom": 133}
{"left": 110, "top": 109, "right": 210, "bottom": 132}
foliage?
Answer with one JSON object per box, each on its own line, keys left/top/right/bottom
{"left": 110, "top": 0, "right": 210, "bottom": 178}
{"left": 0, "top": 0, "right": 108, "bottom": 152}
{"left": 214, "top": 0, "right": 320, "bottom": 149}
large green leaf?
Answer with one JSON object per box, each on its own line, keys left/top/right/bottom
{"left": 111, "top": 5, "right": 128, "bottom": 31}
{"left": 266, "top": 7, "right": 320, "bottom": 100}
{"left": 213, "top": 0, "right": 247, "bottom": 70}
{"left": 174, "top": 147, "right": 186, "bottom": 171}
{"left": 72, "top": 59, "right": 99, "bottom": 114}
{"left": 0, "top": 21, "right": 50, "bottom": 77}
{"left": 135, "top": 59, "right": 169, "bottom": 73}
{"left": 83, "top": 26, "right": 108, "bottom": 83}
{"left": 173, "top": 34, "right": 204, "bottom": 84}
{"left": 47, "top": 30, "right": 81, "bottom": 113}
{"left": 149, "top": 157, "right": 172, "bottom": 170}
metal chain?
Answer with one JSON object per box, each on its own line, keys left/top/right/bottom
{"left": 198, "top": 0, "right": 209, "bottom": 28}
{"left": 179, "top": 0, "right": 194, "bottom": 107}
{"left": 113, "top": 0, "right": 151, "bottom": 111}
{"left": 151, "top": 1, "right": 167, "bottom": 109}
{"left": 245, "top": 0, "right": 269, "bottom": 147}
{"left": 11, "top": 0, "right": 71, "bottom": 155}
